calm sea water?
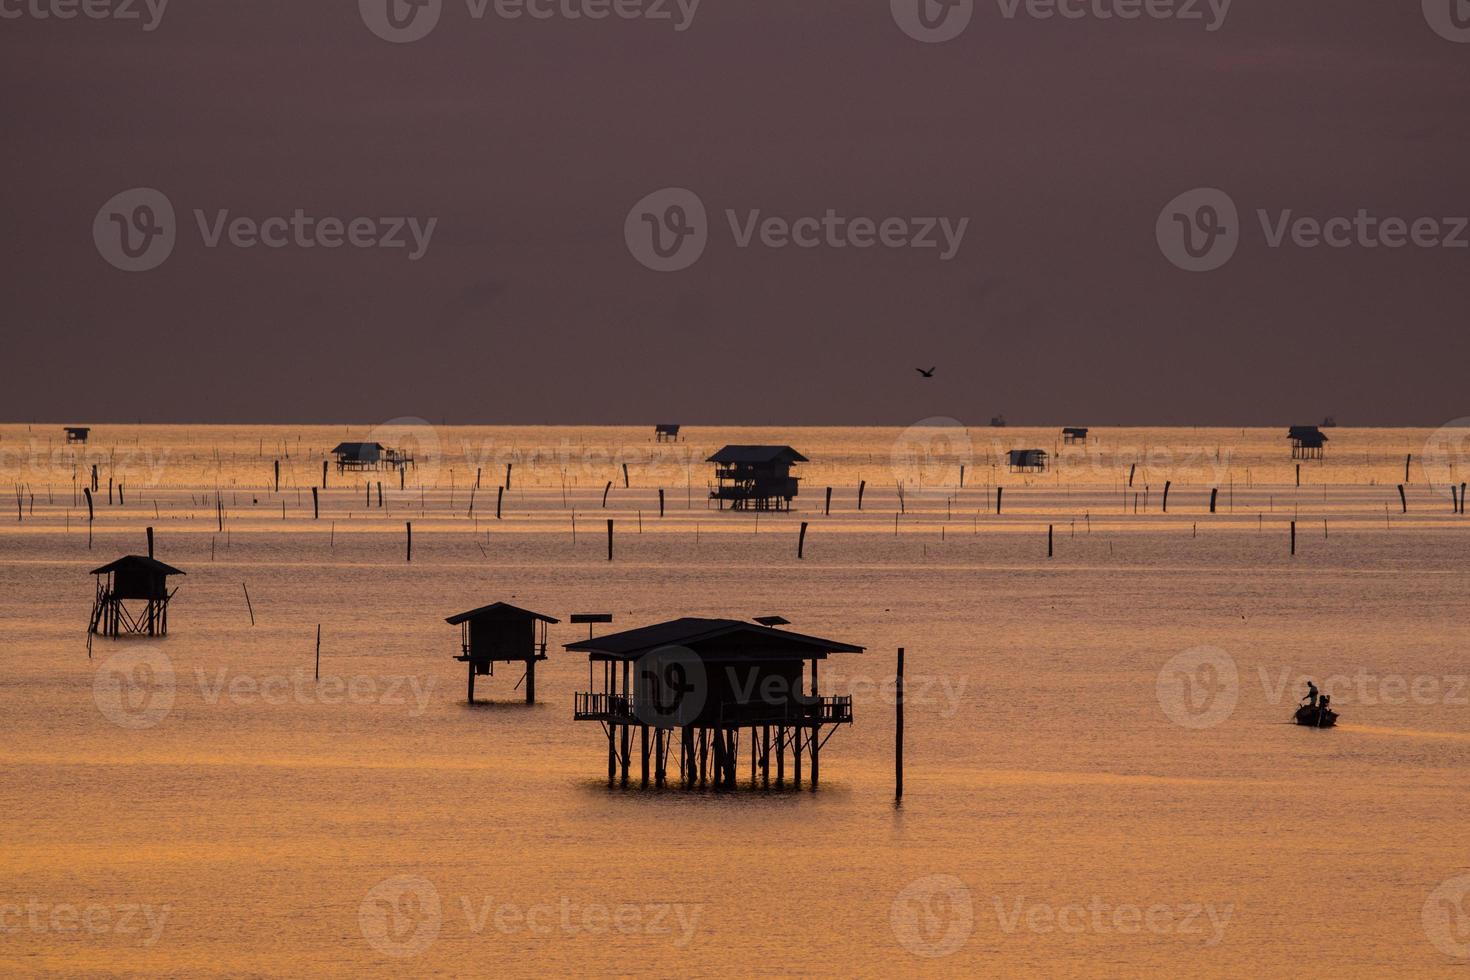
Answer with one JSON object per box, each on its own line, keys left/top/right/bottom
{"left": 1, "top": 424, "right": 1468, "bottom": 977}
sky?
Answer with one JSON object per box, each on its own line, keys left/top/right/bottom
{"left": 1, "top": 0, "right": 1467, "bottom": 426}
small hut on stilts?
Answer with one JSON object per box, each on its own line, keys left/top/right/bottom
{"left": 445, "top": 602, "right": 559, "bottom": 704}
{"left": 88, "top": 556, "right": 185, "bottom": 638}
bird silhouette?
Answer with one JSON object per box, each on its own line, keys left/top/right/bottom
{"left": 916, "top": 367, "right": 936, "bottom": 378}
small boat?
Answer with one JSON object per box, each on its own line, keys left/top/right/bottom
{"left": 1294, "top": 702, "right": 1338, "bottom": 728}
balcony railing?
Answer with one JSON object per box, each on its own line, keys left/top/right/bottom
{"left": 573, "top": 692, "right": 852, "bottom": 726}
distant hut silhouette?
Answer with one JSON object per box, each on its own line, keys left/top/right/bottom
{"left": 331, "top": 441, "right": 414, "bottom": 473}
{"left": 445, "top": 602, "right": 559, "bottom": 704}
{"left": 1061, "top": 427, "right": 1089, "bottom": 445}
{"left": 88, "top": 556, "right": 184, "bottom": 637}
{"left": 1288, "top": 426, "right": 1328, "bottom": 460}
{"left": 64, "top": 426, "right": 90, "bottom": 444}
{"left": 654, "top": 424, "right": 681, "bottom": 443}
{"left": 707, "top": 445, "right": 806, "bottom": 512}
{"left": 569, "top": 616, "right": 863, "bottom": 789}
{"left": 990, "top": 414, "right": 1007, "bottom": 427}
{"left": 1007, "top": 448, "right": 1048, "bottom": 473}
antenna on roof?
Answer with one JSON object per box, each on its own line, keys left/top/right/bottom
{"left": 571, "top": 612, "right": 614, "bottom": 640}
{"left": 754, "top": 615, "right": 790, "bottom": 627}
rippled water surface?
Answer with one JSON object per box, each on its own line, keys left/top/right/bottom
{"left": 1, "top": 424, "right": 1468, "bottom": 977}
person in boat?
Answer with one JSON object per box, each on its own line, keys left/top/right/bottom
{"left": 1303, "top": 680, "right": 1319, "bottom": 707}
{"left": 1319, "top": 693, "right": 1331, "bottom": 713}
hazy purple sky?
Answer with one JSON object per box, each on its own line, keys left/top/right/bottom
{"left": 2, "top": 0, "right": 1466, "bottom": 425}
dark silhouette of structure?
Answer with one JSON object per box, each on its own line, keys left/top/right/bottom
{"left": 707, "top": 445, "right": 806, "bottom": 512}
{"left": 1008, "top": 448, "right": 1048, "bottom": 473}
{"left": 330, "top": 441, "right": 414, "bottom": 473}
{"left": 1289, "top": 426, "right": 1328, "bottom": 460}
{"left": 88, "top": 556, "right": 184, "bottom": 637}
{"left": 990, "top": 414, "right": 1007, "bottom": 427}
{"left": 65, "top": 426, "right": 90, "bottom": 444}
{"left": 569, "top": 617, "right": 863, "bottom": 789}
{"left": 445, "top": 602, "right": 559, "bottom": 704}
{"left": 1062, "top": 427, "right": 1089, "bottom": 444}
{"left": 654, "top": 424, "right": 681, "bottom": 442}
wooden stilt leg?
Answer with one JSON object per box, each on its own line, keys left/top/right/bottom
{"left": 608, "top": 724, "right": 617, "bottom": 783}
{"left": 793, "top": 727, "right": 802, "bottom": 787}
{"left": 699, "top": 729, "right": 708, "bottom": 788}
{"left": 620, "top": 725, "right": 630, "bottom": 787}
{"left": 811, "top": 724, "right": 820, "bottom": 789}
{"left": 762, "top": 725, "right": 770, "bottom": 788}
{"left": 640, "top": 726, "right": 650, "bottom": 787}
{"left": 467, "top": 662, "right": 475, "bottom": 704}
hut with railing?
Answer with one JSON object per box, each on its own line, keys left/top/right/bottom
{"left": 88, "top": 555, "right": 184, "bottom": 637}
{"left": 65, "top": 426, "right": 90, "bottom": 444}
{"left": 707, "top": 445, "right": 806, "bottom": 512}
{"left": 1061, "top": 427, "right": 1089, "bottom": 445}
{"left": 331, "top": 441, "right": 415, "bottom": 473}
{"left": 654, "top": 424, "right": 681, "bottom": 443}
{"left": 445, "top": 602, "right": 559, "bottom": 704}
{"left": 1007, "top": 448, "right": 1048, "bottom": 473}
{"left": 569, "top": 616, "right": 864, "bottom": 790}
{"left": 1288, "top": 426, "right": 1328, "bottom": 460}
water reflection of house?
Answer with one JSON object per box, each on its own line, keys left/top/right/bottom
{"left": 569, "top": 616, "right": 864, "bottom": 789}
{"left": 707, "top": 445, "right": 806, "bottom": 512}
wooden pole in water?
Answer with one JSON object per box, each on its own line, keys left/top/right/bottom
{"left": 1047, "top": 524, "right": 1053, "bottom": 558}
{"left": 858, "top": 480, "right": 866, "bottom": 510}
{"left": 1162, "top": 481, "right": 1171, "bottom": 512}
{"left": 622, "top": 463, "right": 629, "bottom": 488}
{"left": 315, "top": 624, "right": 321, "bottom": 680}
{"left": 798, "top": 521, "right": 808, "bottom": 558}
{"left": 505, "top": 463, "right": 513, "bottom": 490}
{"left": 311, "top": 486, "right": 319, "bottom": 519}
{"left": 606, "top": 519, "right": 613, "bottom": 560}
{"left": 895, "top": 647, "right": 904, "bottom": 803}
{"left": 1405, "top": 454, "right": 1411, "bottom": 483}
{"left": 243, "top": 583, "right": 255, "bottom": 625}
{"left": 322, "top": 460, "right": 327, "bottom": 488}
{"left": 406, "top": 522, "right": 412, "bottom": 562}
{"left": 274, "top": 460, "right": 280, "bottom": 493}
{"left": 1397, "top": 484, "right": 1407, "bottom": 514}
{"left": 1210, "top": 488, "right": 1218, "bottom": 513}
{"left": 996, "top": 487, "right": 1003, "bottom": 514}
{"left": 1290, "top": 520, "right": 1296, "bottom": 556}
{"left": 959, "top": 464, "right": 965, "bottom": 488}
{"left": 1295, "top": 463, "right": 1300, "bottom": 488}
{"left": 146, "top": 526, "right": 153, "bottom": 558}
{"left": 824, "top": 487, "right": 832, "bottom": 516}
{"left": 659, "top": 488, "right": 665, "bottom": 517}
{"left": 496, "top": 486, "right": 503, "bottom": 519}
{"left": 1128, "top": 463, "right": 1136, "bottom": 487}
{"left": 602, "top": 481, "right": 612, "bottom": 507}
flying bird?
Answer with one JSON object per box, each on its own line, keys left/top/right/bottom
{"left": 916, "top": 367, "right": 935, "bottom": 378}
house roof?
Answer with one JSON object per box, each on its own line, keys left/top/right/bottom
{"left": 331, "top": 442, "right": 384, "bottom": 455}
{"left": 563, "top": 617, "right": 863, "bottom": 660}
{"left": 706, "top": 445, "right": 809, "bottom": 465}
{"left": 1062, "top": 427, "right": 1088, "bottom": 435}
{"left": 445, "top": 601, "right": 560, "bottom": 626}
{"left": 89, "top": 555, "right": 186, "bottom": 576}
